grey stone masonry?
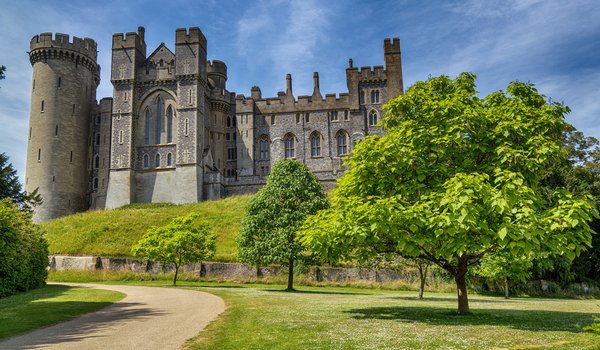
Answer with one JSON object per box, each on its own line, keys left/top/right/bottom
{"left": 26, "top": 26, "right": 403, "bottom": 221}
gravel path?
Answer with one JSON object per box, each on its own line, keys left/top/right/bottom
{"left": 0, "top": 283, "right": 225, "bottom": 350}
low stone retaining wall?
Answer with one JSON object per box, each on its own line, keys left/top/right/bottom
{"left": 48, "top": 255, "right": 419, "bottom": 283}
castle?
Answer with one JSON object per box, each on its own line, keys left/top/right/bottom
{"left": 25, "top": 26, "right": 403, "bottom": 222}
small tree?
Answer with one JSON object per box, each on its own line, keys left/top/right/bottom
{"left": 237, "top": 159, "right": 329, "bottom": 291}
{"left": 476, "top": 250, "right": 533, "bottom": 298}
{"left": 132, "top": 213, "right": 216, "bottom": 285}
{"left": 0, "top": 152, "right": 42, "bottom": 212}
{"left": 301, "top": 73, "right": 598, "bottom": 314}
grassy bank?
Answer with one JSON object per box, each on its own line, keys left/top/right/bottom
{"left": 42, "top": 195, "right": 252, "bottom": 261}
{"left": 0, "top": 285, "right": 124, "bottom": 340}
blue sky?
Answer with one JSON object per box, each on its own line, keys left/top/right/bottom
{"left": 1, "top": 0, "right": 599, "bottom": 181}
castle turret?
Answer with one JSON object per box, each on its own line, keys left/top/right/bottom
{"left": 26, "top": 33, "right": 100, "bottom": 222}
{"left": 384, "top": 38, "right": 403, "bottom": 97}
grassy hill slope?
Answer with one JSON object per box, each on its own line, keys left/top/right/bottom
{"left": 42, "top": 195, "right": 252, "bottom": 262}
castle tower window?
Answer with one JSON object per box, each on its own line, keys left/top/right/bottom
{"left": 94, "top": 154, "right": 99, "bottom": 169}
{"left": 156, "top": 97, "right": 163, "bottom": 144}
{"left": 227, "top": 116, "right": 231, "bottom": 127}
{"left": 144, "top": 109, "right": 150, "bottom": 144}
{"left": 72, "top": 104, "right": 75, "bottom": 115}
{"left": 310, "top": 132, "right": 322, "bottom": 157}
{"left": 344, "top": 110, "right": 349, "bottom": 121}
{"left": 305, "top": 113, "right": 310, "bottom": 123}
{"left": 232, "top": 116, "right": 236, "bottom": 127}
{"left": 95, "top": 133, "right": 100, "bottom": 145}
{"left": 38, "top": 148, "right": 41, "bottom": 162}
{"left": 93, "top": 178, "right": 98, "bottom": 189}
{"left": 271, "top": 115, "right": 275, "bottom": 125}
{"left": 143, "top": 154, "right": 149, "bottom": 168}
{"left": 330, "top": 111, "right": 338, "bottom": 122}
{"left": 188, "top": 89, "right": 193, "bottom": 104}
{"left": 55, "top": 125, "right": 58, "bottom": 137}
{"left": 167, "top": 153, "right": 173, "bottom": 166}
{"left": 296, "top": 113, "right": 300, "bottom": 123}
{"left": 259, "top": 136, "right": 270, "bottom": 160}
{"left": 96, "top": 115, "right": 101, "bottom": 124}
{"left": 33, "top": 80, "right": 35, "bottom": 91}
{"left": 371, "top": 90, "right": 380, "bottom": 103}
{"left": 155, "top": 153, "right": 160, "bottom": 167}
{"left": 227, "top": 147, "right": 237, "bottom": 161}
{"left": 29, "top": 127, "right": 32, "bottom": 140}
{"left": 102, "top": 178, "right": 105, "bottom": 189}
{"left": 124, "top": 92, "right": 128, "bottom": 102}
{"left": 368, "top": 110, "right": 379, "bottom": 126}
{"left": 41, "top": 100, "right": 44, "bottom": 112}
{"left": 119, "top": 130, "right": 124, "bottom": 144}
{"left": 360, "top": 91, "right": 365, "bottom": 105}
{"left": 284, "top": 133, "right": 295, "bottom": 159}
{"left": 337, "top": 131, "right": 348, "bottom": 155}
{"left": 70, "top": 151, "right": 73, "bottom": 163}
{"left": 226, "top": 133, "right": 230, "bottom": 141}
{"left": 167, "top": 106, "right": 173, "bottom": 144}
{"left": 57, "top": 77, "right": 61, "bottom": 87}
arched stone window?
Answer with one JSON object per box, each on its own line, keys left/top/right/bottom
{"left": 337, "top": 131, "right": 348, "bottom": 156}
{"left": 143, "top": 154, "right": 149, "bottom": 168}
{"left": 371, "top": 90, "right": 380, "bottom": 103}
{"left": 310, "top": 132, "right": 322, "bottom": 157}
{"left": 284, "top": 133, "right": 295, "bottom": 159}
{"left": 94, "top": 154, "right": 99, "bottom": 169}
{"left": 144, "top": 108, "right": 150, "bottom": 145}
{"left": 155, "top": 153, "right": 161, "bottom": 167}
{"left": 167, "top": 106, "right": 174, "bottom": 144}
{"left": 93, "top": 177, "right": 98, "bottom": 189}
{"left": 156, "top": 97, "right": 163, "bottom": 144}
{"left": 368, "top": 110, "right": 378, "bottom": 126}
{"left": 259, "top": 135, "right": 270, "bottom": 160}
{"left": 167, "top": 153, "right": 173, "bottom": 166}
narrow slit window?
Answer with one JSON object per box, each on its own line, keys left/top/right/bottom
{"left": 41, "top": 100, "right": 44, "bottom": 112}
{"left": 305, "top": 113, "right": 310, "bottom": 123}
{"left": 38, "top": 148, "right": 41, "bottom": 161}
{"left": 58, "top": 77, "right": 61, "bottom": 87}
{"left": 155, "top": 153, "right": 160, "bottom": 167}
{"left": 70, "top": 151, "right": 73, "bottom": 163}
{"left": 55, "top": 125, "right": 58, "bottom": 137}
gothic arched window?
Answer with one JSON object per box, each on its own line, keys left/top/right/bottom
{"left": 156, "top": 97, "right": 163, "bottom": 144}
{"left": 284, "top": 133, "right": 295, "bottom": 159}
{"left": 337, "top": 131, "right": 348, "bottom": 155}
{"left": 167, "top": 153, "right": 173, "bottom": 166}
{"left": 144, "top": 109, "right": 150, "bottom": 145}
{"left": 167, "top": 106, "right": 173, "bottom": 144}
{"left": 155, "top": 153, "right": 160, "bottom": 167}
{"left": 259, "top": 136, "right": 270, "bottom": 160}
{"left": 143, "top": 154, "right": 149, "bottom": 168}
{"left": 310, "top": 132, "right": 322, "bottom": 157}
{"left": 369, "top": 110, "right": 378, "bottom": 126}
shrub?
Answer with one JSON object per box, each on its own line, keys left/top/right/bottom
{"left": 0, "top": 199, "right": 48, "bottom": 297}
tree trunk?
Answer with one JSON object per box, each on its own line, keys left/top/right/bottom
{"left": 455, "top": 270, "right": 469, "bottom": 314}
{"left": 504, "top": 277, "right": 509, "bottom": 299}
{"left": 287, "top": 259, "right": 294, "bottom": 291}
{"left": 418, "top": 262, "right": 428, "bottom": 299}
{"left": 173, "top": 263, "right": 179, "bottom": 286}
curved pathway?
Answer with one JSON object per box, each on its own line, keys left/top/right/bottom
{"left": 0, "top": 283, "right": 225, "bottom": 350}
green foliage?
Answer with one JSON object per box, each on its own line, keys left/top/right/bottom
{"left": 0, "top": 199, "right": 48, "bottom": 298}
{"left": 0, "top": 153, "right": 42, "bottom": 212}
{"left": 237, "top": 159, "right": 329, "bottom": 289}
{"left": 132, "top": 213, "right": 216, "bottom": 285}
{"left": 300, "top": 73, "right": 598, "bottom": 313}
{"left": 42, "top": 195, "right": 251, "bottom": 260}
{"left": 0, "top": 65, "right": 5, "bottom": 80}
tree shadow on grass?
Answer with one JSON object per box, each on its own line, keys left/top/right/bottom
{"left": 344, "top": 305, "right": 595, "bottom": 333}
{"left": 263, "top": 288, "right": 370, "bottom": 296}
{"left": 389, "top": 295, "right": 518, "bottom": 304}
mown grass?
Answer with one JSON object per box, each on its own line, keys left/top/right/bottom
{"left": 46, "top": 271, "right": 600, "bottom": 349}
{"left": 42, "top": 195, "right": 252, "bottom": 261}
{"left": 0, "top": 284, "right": 124, "bottom": 340}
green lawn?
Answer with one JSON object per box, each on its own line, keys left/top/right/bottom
{"left": 42, "top": 195, "right": 252, "bottom": 261}
{"left": 0, "top": 284, "right": 124, "bottom": 340}
{"left": 184, "top": 284, "right": 600, "bottom": 350}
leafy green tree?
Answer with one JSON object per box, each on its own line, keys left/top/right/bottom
{"left": 301, "top": 73, "right": 598, "bottom": 313}
{"left": 476, "top": 250, "right": 533, "bottom": 298}
{"left": 0, "top": 65, "right": 5, "bottom": 80}
{"left": 0, "top": 199, "right": 48, "bottom": 297}
{"left": 0, "top": 152, "right": 42, "bottom": 212}
{"left": 237, "top": 159, "right": 329, "bottom": 291}
{"left": 132, "top": 213, "right": 216, "bottom": 285}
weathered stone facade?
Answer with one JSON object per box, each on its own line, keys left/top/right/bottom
{"left": 26, "top": 26, "right": 403, "bottom": 222}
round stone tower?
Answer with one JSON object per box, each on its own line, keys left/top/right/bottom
{"left": 26, "top": 33, "right": 100, "bottom": 222}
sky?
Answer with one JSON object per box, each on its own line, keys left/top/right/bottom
{"left": 1, "top": 0, "right": 599, "bottom": 182}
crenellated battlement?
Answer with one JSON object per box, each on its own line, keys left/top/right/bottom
{"left": 358, "top": 65, "right": 387, "bottom": 80}
{"left": 30, "top": 33, "right": 98, "bottom": 61}
{"left": 112, "top": 28, "right": 146, "bottom": 52}
{"left": 207, "top": 60, "right": 227, "bottom": 77}
{"left": 384, "top": 37, "right": 400, "bottom": 54}
{"left": 175, "top": 27, "right": 207, "bottom": 50}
